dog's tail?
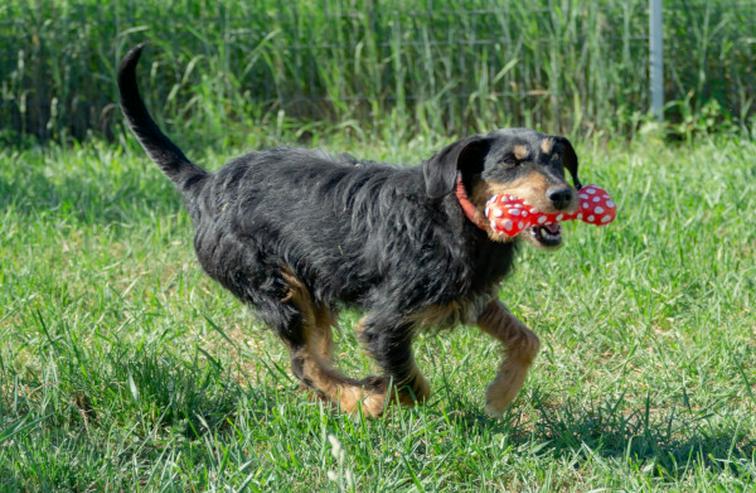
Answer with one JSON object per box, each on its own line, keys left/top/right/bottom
{"left": 117, "top": 44, "right": 208, "bottom": 193}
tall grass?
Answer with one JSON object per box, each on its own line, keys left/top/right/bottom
{"left": 0, "top": 0, "right": 753, "bottom": 146}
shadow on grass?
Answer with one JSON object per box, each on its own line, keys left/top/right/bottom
{"left": 444, "top": 391, "right": 753, "bottom": 478}
{"left": 12, "top": 339, "right": 748, "bottom": 482}
{"left": 54, "top": 344, "right": 751, "bottom": 478}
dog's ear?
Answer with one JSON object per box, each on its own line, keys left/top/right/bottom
{"left": 423, "top": 136, "right": 492, "bottom": 199}
{"left": 555, "top": 136, "right": 582, "bottom": 190}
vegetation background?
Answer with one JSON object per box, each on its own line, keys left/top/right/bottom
{"left": 1, "top": 0, "right": 753, "bottom": 146}
{"left": 0, "top": 0, "right": 753, "bottom": 491}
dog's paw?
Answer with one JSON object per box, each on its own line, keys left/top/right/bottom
{"left": 412, "top": 374, "right": 431, "bottom": 402}
{"left": 484, "top": 400, "right": 506, "bottom": 418}
{"left": 359, "top": 392, "right": 388, "bottom": 418}
{"left": 360, "top": 375, "right": 388, "bottom": 392}
{"left": 337, "top": 385, "right": 386, "bottom": 418}
{"left": 483, "top": 380, "right": 518, "bottom": 417}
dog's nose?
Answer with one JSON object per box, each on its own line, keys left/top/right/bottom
{"left": 547, "top": 186, "right": 573, "bottom": 210}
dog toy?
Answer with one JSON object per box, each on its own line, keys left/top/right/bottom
{"left": 484, "top": 184, "right": 617, "bottom": 237}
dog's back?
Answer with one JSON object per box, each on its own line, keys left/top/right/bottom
{"left": 188, "top": 145, "right": 498, "bottom": 310}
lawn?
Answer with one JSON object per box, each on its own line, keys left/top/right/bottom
{"left": 0, "top": 135, "right": 753, "bottom": 491}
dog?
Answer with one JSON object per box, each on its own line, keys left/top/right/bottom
{"left": 117, "top": 44, "right": 582, "bottom": 417}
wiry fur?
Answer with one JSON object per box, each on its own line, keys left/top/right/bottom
{"left": 118, "top": 44, "right": 582, "bottom": 416}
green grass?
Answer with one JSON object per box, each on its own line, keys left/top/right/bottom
{"left": 0, "top": 135, "right": 754, "bottom": 491}
{"left": 1, "top": 0, "right": 753, "bottom": 144}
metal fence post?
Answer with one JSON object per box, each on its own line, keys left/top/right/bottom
{"left": 649, "top": 0, "right": 664, "bottom": 120}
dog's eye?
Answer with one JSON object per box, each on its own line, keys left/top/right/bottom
{"left": 499, "top": 153, "right": 519, "bottom": 167}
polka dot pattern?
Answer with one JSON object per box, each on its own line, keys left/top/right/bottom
{"left": 484, "top": 183, "right": 617, "bottom": 237}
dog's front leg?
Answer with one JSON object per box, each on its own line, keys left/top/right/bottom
{"left": 476, "top": 300, "right": 540, "bottom": 416}
{"left": 357, "top": 314, "right": 431, "bottom": 415}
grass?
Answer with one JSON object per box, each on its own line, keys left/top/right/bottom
{"left": 0, "top": 133, "right": 754, "bottom": 491}
{"left": 1, "top": 0, "right": 753, "bottom": 144}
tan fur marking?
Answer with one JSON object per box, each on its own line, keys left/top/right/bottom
{"left": 294, "top": 349, "right": 388, "bottom": 416}
{"left": 283, "top": 268, "right": 386, "bottom": 416}
{"left": 472, "top": 171, "right": 553, "bottom": 214}
{"left": 476, "top": 300, "right": 540, "bottom": 416}
{"left": 313, "top": 306, "right": 335, "bottom": 360}
{"left": 513, "top": 144, "right": 530, "bottom": 160}
{"left": 282, "top": 268, "right": 334, "bottom": 359}
{"left": 408, "top": 290, "right": 495, "bottom": 330}
{"left": 347, "top": 389, "right": 387, "bottom": 417}
{"left": 354, "top": 317, "right": 367, "bottom": 337}
{"left": 540, "top": 138, "right": 554, "bottom": 154}
{"left": 409, "top": 300, "right": 473, "bottom": 329}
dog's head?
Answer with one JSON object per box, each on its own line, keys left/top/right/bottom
{"left": 423, "top": 128, "right": 581, "bottom": 249}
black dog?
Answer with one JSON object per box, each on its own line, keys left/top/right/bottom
{"left": 118, "top": 45, "right": 582, "bottom": 417}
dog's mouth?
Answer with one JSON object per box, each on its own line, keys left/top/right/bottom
{"left": 528, "top": 223, "right": 562, "bottom": 248}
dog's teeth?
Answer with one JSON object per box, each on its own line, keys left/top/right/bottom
{"left": 536, "top": 225, "right": 562, "bottom": 242}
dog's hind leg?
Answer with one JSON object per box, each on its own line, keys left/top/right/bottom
{"left": 311, "top": 305, "right": 335, "bottom": 362}
{"left": 279, "top": 269, "right": 386, "bottom": 416}
{"left": 476, "top": 300, "right": 540, "bottom": 417}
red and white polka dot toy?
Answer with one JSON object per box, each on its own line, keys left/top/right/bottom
{"left": 484, "top": 184, "right": 617, "bottom": 237}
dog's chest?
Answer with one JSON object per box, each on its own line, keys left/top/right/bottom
{"left": 409, "top": 289, "right": 496, "bottom": 330}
